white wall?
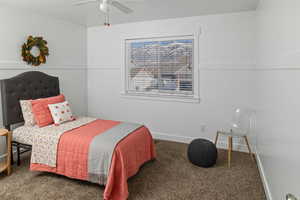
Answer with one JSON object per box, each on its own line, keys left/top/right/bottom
{"left": 0, "top": 2, "right": 298, "bottom": 198}
{"left": 0, "top": 6, "right": 87, "bottom": 155}
{"left": 256, "top": 0, "right": 300, "bottom": 199}
{"left": 87, "top": 12, "right": 256, "bottom": 148}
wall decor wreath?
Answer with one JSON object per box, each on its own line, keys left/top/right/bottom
{"left": 21, "top": 36, "right": 49, "bottom": 66}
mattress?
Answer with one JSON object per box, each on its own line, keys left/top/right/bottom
{"left": 13, "top": 125, "right": 39, "bottom": 145}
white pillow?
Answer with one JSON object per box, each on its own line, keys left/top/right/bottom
{"left": 20, "top": 100, "right": 36, "bottom": 126}
{"left": 48, "top": 101, "right": 75, "bottom": 125}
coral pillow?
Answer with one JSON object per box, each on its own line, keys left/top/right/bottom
{"left": 31, "top": 94, "right": 65, "bottom": 127}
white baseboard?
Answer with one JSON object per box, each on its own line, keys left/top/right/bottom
{"left": 152, "top": 131, "right": 196, "bottom": 144}
{"left": 255, "top": 150, "right": 273, "bottom": 200}
{"left": 152, "top": 131, "right": 251, "bottom": 153}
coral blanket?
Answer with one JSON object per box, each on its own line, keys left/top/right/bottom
{"left": 30, "top": 119, "right": 156, "bottom": 200}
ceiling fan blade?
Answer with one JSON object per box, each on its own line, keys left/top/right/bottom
{"left": 111, "top": 1, "right": 133, "bottom": 14}
{"left": 73, "top": 0, "right": 99, "bottom": 6}
{"left": 124, "top": 0, "right": 144, "bottom": 2}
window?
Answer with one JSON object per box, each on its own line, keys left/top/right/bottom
{"left": 124, "top": 35, "right": 199, "bottom": 102}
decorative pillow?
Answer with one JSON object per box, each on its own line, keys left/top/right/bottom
{"left": 48, "top": 101, "right": 75, "bottom": 125}
{"left": 31, "top": 94, "right": 65, "bottom": 127}
{"left": 20, "top": 100, "right": 36, "bottom": 126}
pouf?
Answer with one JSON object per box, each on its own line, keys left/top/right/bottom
{"left": 187, "top": 138, "right": 218, "bottom": 168}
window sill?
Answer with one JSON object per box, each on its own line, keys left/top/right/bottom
{"left": 120, "top": 92, "right": 201, "bottom": 103}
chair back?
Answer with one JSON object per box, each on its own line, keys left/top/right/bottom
{"left": 230, "top": 108, "right": 255, "bottom": 136}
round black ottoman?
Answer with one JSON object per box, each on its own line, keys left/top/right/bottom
{"left": 187, "top": 138, "right": 218, "bottom": 168}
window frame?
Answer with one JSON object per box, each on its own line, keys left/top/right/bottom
{"left": 121, "top": 32, "right": 200, "bottom": 103}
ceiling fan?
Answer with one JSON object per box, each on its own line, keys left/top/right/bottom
{"left": 73, "top": 0, "right": 142, "bottom": 26}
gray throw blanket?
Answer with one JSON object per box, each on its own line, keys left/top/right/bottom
{"left": 88, "top": 122, "right": 142, "bottom": 185}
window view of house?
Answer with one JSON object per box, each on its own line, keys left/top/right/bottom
{"left": 126, "top": 38, "right": 194, "bottom": 97}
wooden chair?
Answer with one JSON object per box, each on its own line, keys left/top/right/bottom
{"left": 0, "top": 129, "right": 12, "bottom": 175}
{"left": 215, "top": 108, "right": 255, "bottom": 168}
{"left": 215, "top": 130, "right": 254, "bottom": 168}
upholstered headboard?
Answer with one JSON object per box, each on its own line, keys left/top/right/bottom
{"left": 0, "top": 71, "right": 60, "bottom": 129}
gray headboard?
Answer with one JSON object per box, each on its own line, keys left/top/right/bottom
{"left": 0, "top": 71, "right": 60, "bottom": 129}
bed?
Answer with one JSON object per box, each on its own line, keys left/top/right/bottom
{"left": 1, "top": 71, "right": 156, "bottom": 200}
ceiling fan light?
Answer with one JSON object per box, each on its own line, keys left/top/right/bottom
{"left": 99, "top": 3, "right": 108, "bottom": 12}
{"left": 99, "top": 0, "right": 109, "bottom": 13}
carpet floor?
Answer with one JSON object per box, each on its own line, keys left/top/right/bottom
{"left": 0, "top": 140, "right": 266, "bottom": 200}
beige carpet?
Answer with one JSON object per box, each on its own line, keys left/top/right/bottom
{"left": 0, "top": 140, "right": 266, "bottom": 200}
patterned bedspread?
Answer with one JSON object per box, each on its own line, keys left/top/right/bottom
{"left": 30, "top": 117, "right": 96, "bottom": 167}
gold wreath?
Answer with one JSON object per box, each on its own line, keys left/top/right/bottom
{"left": 21, "top": 36, "right": 49, "bottom": 66}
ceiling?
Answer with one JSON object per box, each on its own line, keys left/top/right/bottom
{"left": 0, "top": 0, "right": 259, "bottom": 27}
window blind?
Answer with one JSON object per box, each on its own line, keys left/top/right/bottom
{"left": 125, "top": 36, "right": 194, "bottom": 98}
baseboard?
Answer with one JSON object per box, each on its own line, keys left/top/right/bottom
{"left": 255, "top": 150, "right": 273, "bottom": 200}
{"left": 152, "top": 132, "right": 196, "bottom": 144}
{"left": 151, "top": 131, "right": 251, "bottom": 153}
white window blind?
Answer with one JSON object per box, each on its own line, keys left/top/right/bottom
{"left": 125, "top": 35, "right": 194, "bottom": 98}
